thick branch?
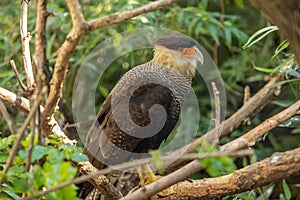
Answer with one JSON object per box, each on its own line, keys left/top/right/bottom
{"left": 150, "top": 148, "right": 300, "bottom": 199}
{"left": 221, "top": 99, "right": 300, "bottom": 152}
{"left": 250, "top": 0, "right": 300, "bottom": 65}
{"left": 0, "top": 87, "right": 74, "bottom": 144}
{"left": 42, "top": 0, "right": 87, "bottom": 136}
{"left": 34, "top": 0, "right": 50, "bottom": 84}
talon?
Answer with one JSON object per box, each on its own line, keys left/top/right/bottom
{"left": 138, "top": 164, "right": 161, "bottom": 186}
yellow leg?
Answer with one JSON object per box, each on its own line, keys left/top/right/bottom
{"left": 138, "top": 164, "right": 160, "bottom": 186}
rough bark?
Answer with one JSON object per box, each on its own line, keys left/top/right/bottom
{"left": 149, "top": 148, "right": 300, "bottom": 199}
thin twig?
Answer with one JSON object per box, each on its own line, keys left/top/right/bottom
{"left": 10, "top": 60, "right": 27, "bottom": 91}
{"left": 25, "top": 115, "right": 36, "bottom": 172}
{"left": 243, "top": 85, "right": 251, "bottom": 125}
{"left": 243, "top": 85, "right": 250, "bottom": 104}
{"left": 23, "top": 150, "right": 253, "bottom": 200}
{"left": 0, "top": 99, "right": 15, "bottom": 135}
{"left": 0, "top": 88, "right": 46, "bottom": 183}
{"left": 211, "top": 82, "right": 221, "bottom": 146}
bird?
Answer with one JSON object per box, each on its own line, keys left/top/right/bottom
{"left": 79, "top": 35, "right": 203, "bottom": 199}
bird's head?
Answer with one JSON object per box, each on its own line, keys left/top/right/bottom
{"left": 153, "top": 35, "right": 203, "bottom": 80}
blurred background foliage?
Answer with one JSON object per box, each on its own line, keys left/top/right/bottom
{"left": 0, "top": 0, "right": 299, "bottom": 199}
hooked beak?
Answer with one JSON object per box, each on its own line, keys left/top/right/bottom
{"left": 180, "top": 46, "right": 204, "bottom": 67}
{"left": 193, "top": 47, "right": 203, "bottom": 65}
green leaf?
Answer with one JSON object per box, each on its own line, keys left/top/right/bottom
{"left": 0, "top": 134, "right": 17, "bottom": 151}
{"left": 31, "top": 146, "right": 48, "bottom": 162}
{"left": 1, "top": 184, "right": 21, "bottom": 200}
{"left": 269, "top": 79, "right": 300, "bottom": 88}
{"left": 282, "top": 179, "right": 292, "bottom": 200}
{"left": 149, "top": 150, "right": 164, "bottom": 171}
{"left": 99, "top": 86, "right": 109, "bottom": 98}
{"left": 253, "top": 66, "right": 277, "bottom": 73}
{"left": 70, "top": 152, "right": 89, "bottom": 162}
{"left": 206, "top": 25, "right": 220, "bottom": 45}
{"left": 243, "top": 26, "right": 279, "bottom": 49}
{"left": 0, "top": 71, "right": 14, "bottom": 79}
{"left": 195, "top": 21, "right": 203, "bottom": 36}
{"left": 272, "top": 40, "right": 289, "bottom": 59}
{"left": 0, "top": 152, "right": 8, "bottom": 163}
{"left": 46, "top": 147, "right": 65, "bottom": 164}
{"left": 10, "top": 176, "right": 31, "bottom": 193}
{"left": 32, "top": 165, "right": 45, "bottom": 189}
{"left": 224, "top": 26, "right": 232, "bottom": 48}
{"left": 234, "top": 0, "right": 244, "bottom": 8}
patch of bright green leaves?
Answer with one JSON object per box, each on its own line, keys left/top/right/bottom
{"left": 196, "top": 142, "right": 237, "bottom": 177}
{"left": 0, "top": 134, "right": 88, "bottom": 199}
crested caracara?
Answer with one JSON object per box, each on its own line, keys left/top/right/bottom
{"left": 79, "top": 35, "right": 203, "bottom": 199}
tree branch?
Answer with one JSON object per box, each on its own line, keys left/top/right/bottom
{"left": 20, "top": 0, "right": 34, "bottom": 90}
{"left": 88, "top": 0, "right": 177, "bottom": 30}
{"left": 150, "top": 148, "right": 300, "bottom": 199}
{"left": 34, "top": 0, "right": 50, "bottom": 85}
{"left": 0, "top": 86, "right": 75, "bottom": 144}
{"left": 220, "top": 99, "right": 300, "bottom": 152}
{"left": 0, "top": 99, "right": 15, "bottom": 135}
{"left": 23, "top": 150, "right": 253, "bottom": 200}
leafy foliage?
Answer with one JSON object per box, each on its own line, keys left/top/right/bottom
{"left": 0, "top": 0, "right": 299, "bottom": 199}
{"left": 0, "top": 134, "right": 88, "bottom": 199}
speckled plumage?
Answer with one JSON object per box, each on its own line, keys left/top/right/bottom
{"left": 79, "top": 35, "right": 201, "bottom": 199}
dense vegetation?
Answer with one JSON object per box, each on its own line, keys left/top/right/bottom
{"left": 0, "top": 0, "right": 299, "bottom": 199}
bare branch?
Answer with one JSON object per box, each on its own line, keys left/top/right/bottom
{"left": 20, "top": 0, "right": 34, "bottom": 89}
{"left": 0, "top": 87, "right": 30, "bottom": 114}
{"left": 23, "top": 150, "right": 253, "bottom": 200}
{"left": 88, "top": 0, "right": 177, "bottom": 30}
{"left": 0, "top": 99, "right": 15, "bottom": 135}
{"left": 10, "top": 60, "right": 28, "bottom": 91}
{"left": 211, "top": 82, "right": 221, "bottom": 146}
{"left": 150, "top": 148, "right": 300, "bottom": 199}
{"left": 243, "top": 85, "right": 250, "bottom": 105}
{"left": 0, "top": 87, "right": 75, "bottom": 145}
{"left": 220, "top": 99, "right": 300, "bottom": 152}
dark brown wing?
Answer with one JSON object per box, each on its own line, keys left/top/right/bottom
{"left": 83, "top": 82, "right": 180, "bottom": 169}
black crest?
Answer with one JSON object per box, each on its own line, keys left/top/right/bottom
{"left": 155, "top": 35, "right": 197, "bottom": 50}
